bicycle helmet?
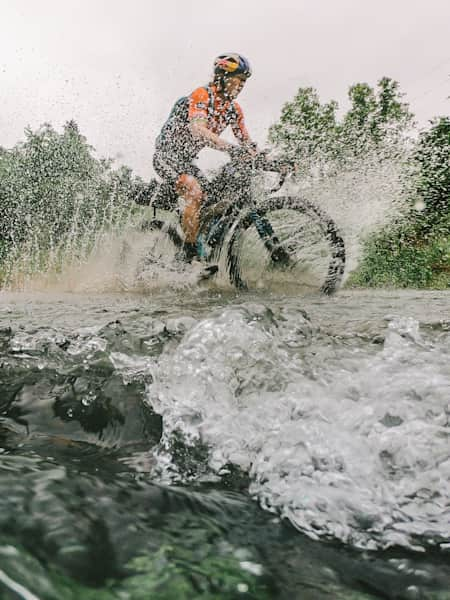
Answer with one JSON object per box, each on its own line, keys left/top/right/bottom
{"left": 213, "top": 53, "right": 252, "bottom": 79}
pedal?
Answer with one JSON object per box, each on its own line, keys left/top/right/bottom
{"left": 271, "top": 246, "right": 290, "bottom": 266}
{"left": 198, "top": 264, "right": 219, "bottom": 281}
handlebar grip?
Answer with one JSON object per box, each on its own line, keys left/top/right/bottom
{"left": 255, "top": 154, "right": 294, "bottom": 192}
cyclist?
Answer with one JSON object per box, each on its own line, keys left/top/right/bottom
{"left": 152, "top": 53, "right": 257, "bottom": 261}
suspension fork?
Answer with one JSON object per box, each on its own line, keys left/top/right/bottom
{"left": 205, "top": 217, "right": 226, "bottom": 246}
{"left": 249, "top": 209, "right": 275, "bottom": 246}
{"left": 248, "top": 210, "right": 290, "bottom": 265}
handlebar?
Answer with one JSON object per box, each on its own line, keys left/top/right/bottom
{"left": 225, "top": 149, "right": 296, "bottom": 193}
{"left": 228, "top": 146, "right": 295, "bottom": 174}
{"left": 134, "top": 150, "right": 296, "bottom": 208}
{"left": 254, "top": 152, "right": 295, "bottom": 193}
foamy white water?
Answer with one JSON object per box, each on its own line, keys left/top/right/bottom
{"left": 146, "top": 300, "right": 450, "bottom": 551}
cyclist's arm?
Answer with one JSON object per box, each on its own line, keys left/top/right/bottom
{"left": 190, "top": 120, "right": 234, "bottom": 153}
{"left": 231, "top": 103, "right": 257, "bottom": 153}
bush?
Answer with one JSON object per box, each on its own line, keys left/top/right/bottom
{"left": 347, "top": 214, "right": 450, "bottom": 288}
{"left": 0, "top": 121, "right": 143, "bottom": 284}
{"left": 414, "top": 116, "right": 450, "bottom": 216}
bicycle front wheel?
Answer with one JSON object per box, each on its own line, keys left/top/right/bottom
{"left": 226, "top": 196, "right": 345, "bottom": 294}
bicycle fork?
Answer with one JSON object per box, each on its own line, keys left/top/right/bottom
{"left": 249, "top": 210, "right": 290, "bottom": 266}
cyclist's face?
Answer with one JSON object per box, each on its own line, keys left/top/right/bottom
{"left": 224, "top": 75, "right": 247, "bottom": 98}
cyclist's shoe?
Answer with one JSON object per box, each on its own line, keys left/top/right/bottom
{"left": 181, "top": 237, "right": 211, "bottom": 263}
{"left": 271, "top": 245, "right": 290, "bottom": 266}
{"left": 182, "top": 242, "right": 198, "bottom": 263}
{"left": 198, "top": 264, "right": 218, "bottom": 281}
{"left": 196, "top": 234, "right": 210, "bottom": 260}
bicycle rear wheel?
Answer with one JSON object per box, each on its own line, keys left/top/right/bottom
{"left": 226, "top": 196, "right": 345, "bottom": 294}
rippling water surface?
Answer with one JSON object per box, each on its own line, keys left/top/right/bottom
{"left": 0, "top": 287, "right": 449, "bottom": 599}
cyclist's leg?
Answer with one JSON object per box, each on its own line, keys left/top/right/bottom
{"left": 176, "top": 174, "right": 203, "bottom": 244}
{"left": 152, "top": 151, "right": 181, "bottom": 209}
{"left": 153, "top": 151, "right": 208, "bottom": 259}
{"left": 176, "top": 165, "right": 210, "bottom": 260}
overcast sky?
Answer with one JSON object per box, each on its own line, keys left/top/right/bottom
{"left": 1, "top": 0, "right": 449, "bottom": 177}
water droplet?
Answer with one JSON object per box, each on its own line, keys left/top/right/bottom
{"left": 240, "top": 561, "right": 263, "bottom": 576}
{"left": 405, "top": 586, "right": 420, "bottom": 599}
{"left": 413, "top": 199, "right": 425, "bottom": 212}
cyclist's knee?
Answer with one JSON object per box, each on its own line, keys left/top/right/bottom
{"left": 176, "top": 174, "right": 203, "bottom": 202}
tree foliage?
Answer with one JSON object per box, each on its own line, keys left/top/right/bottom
{"left": 413, "top": 116, "right": 450, "bottom": 216}
{"left": 341, "top": 77, "right": 413, "bottom": 156}
{"left": 347, "top": 115, "right": 450, "bottom": 288}
{"left": 268, "top": 87, "right": 340, "bottom": 174}
{"left": 269, "top": 77, "right": 414, "bottom": 172}
{"left": 0, "top": 122, "right": 141, "bottom": 271}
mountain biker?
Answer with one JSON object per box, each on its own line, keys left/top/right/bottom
{"left": 152, "top": 53, "right": 257, "bottom": 261}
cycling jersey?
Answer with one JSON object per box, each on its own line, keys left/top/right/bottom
{"left": 155, "top": 84, "right": 250, "bottom": 161}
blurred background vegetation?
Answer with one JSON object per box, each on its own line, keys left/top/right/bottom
{"left": 0, "top": 77, "right": 448, "bottom": 288}
{"left": 0, "top": 120, "right": 143, "bottom": 286}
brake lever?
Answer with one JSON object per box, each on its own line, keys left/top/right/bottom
{"left": 256, "top": 155, "right": 293, "bottom": 193}
{"left": 270, "top": 170, "right": 288, "bottom": 193}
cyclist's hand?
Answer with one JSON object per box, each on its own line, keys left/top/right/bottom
{"left": 279, "top": 163, "right": 290, "bottom": 176}
{"left": 243, "top": 141, "right": 259, "bottom": 157}
{"left": 290, "top": 161, "right": 300, "bottom": 175}
{"left": 277, "top": 158, "right": 298, "bottom": 176}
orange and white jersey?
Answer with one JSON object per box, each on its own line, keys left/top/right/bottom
{"left": 156, "top": 84, "right": 250, "bottom": 158}
{"left": 188, "top": 84, "right": 249, "bottom": 142}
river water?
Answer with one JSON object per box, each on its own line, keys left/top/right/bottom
{"left": 0, "top": 285, "right": 449, "bottom": 599}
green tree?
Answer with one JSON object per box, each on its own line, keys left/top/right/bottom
{"left": 0, "top": 121, "right": 140, "bottom": 281}
{"left": 341, "top": 77, "right": 413, "bottom": 157}
{"left": 268, "top": 87, "right": 340, "bottom": 175}
{"left": 414, "top": 116, "right": 450, "bottom": 217}
{"left": 269, "top": 77, "right": 413, "bottom": 172}
{"left": 340, "top": 83, "right": 377, "bottom": 155}
{"left": 0, "top": 122, "right": 100, "bottom": 245}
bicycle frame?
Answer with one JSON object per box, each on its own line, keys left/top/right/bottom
{"left": 135, "top": 152, "right": 345, "bottom": 293}
{"left": 196, "top": 155, "right": 286, "bottom": 256}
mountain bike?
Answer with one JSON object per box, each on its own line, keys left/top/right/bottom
{"left": 134, "top": 152, "right": 346, "bottom": 294}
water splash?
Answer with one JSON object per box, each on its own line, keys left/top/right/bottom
{"left": 281, "top": 153, "right": 409, "bottom": 278}
{"left": 146, "top": 303, "right": 450, "bottom": 551}
{"left": 2, "top": 146, "right": 411, "bottom": 293}
{"left": 3, "top": 222, "right": 216, "bottom": 294}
